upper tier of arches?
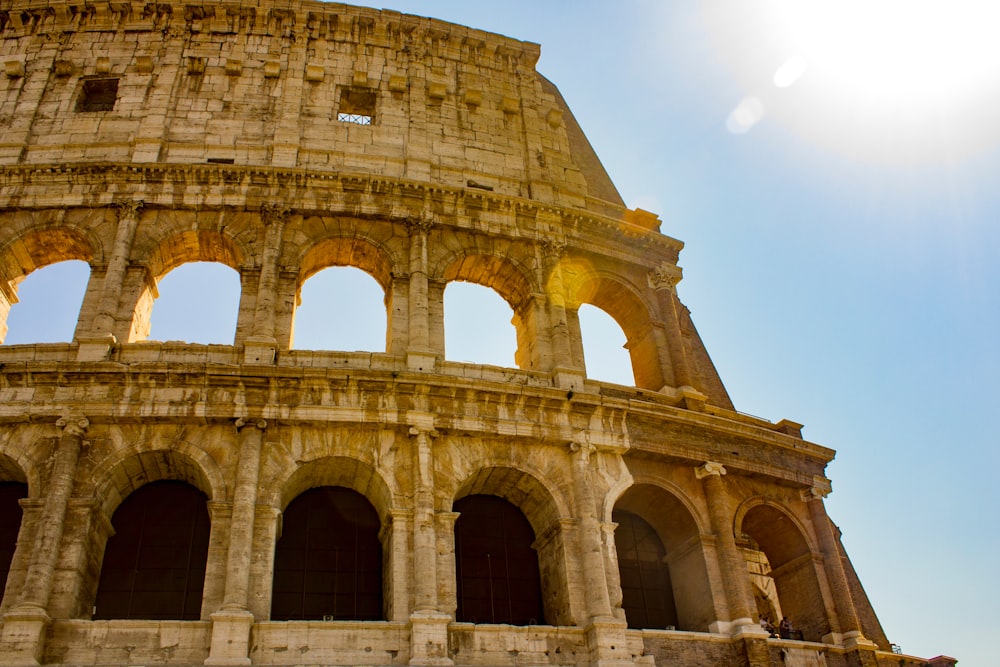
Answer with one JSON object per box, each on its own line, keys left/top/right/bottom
{"left": 0, "top": 204, "right": 732, "bottom": 408}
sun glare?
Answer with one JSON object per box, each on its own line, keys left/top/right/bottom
{"left": 707, "top": 0, "right": 1000, "bottom": 163}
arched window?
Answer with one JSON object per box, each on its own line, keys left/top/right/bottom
{"left": 4, "top": 260, "right": 90, "bottom": 345}
{"left": 454, "top": 495, "right": 543, "bottom": 625}
{"left": 148, "top": 262, "right": 240, "bottom": 344}
{"left": 0, "top": 482, "right": 28, "bottom": 603}
{"left": 293, "top": 267, "right": 386, "bottom": 351}
{"left": 613, "top": 509, "right": 677, "bottom": 629}
{"left": 271, "top": 487, "right": 383, "bottom": 621}
{"left": 579, "top": 304, "right": 634, "bottom": 385}
{"left": 444, "top": 282, "right": 517, "bottom": 367}
{"left": 94, "top": 481, "right": 210, "bottom": 620}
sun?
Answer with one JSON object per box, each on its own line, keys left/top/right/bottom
{"left": 706, "top": 0, "right": 1000, "bottom": 164}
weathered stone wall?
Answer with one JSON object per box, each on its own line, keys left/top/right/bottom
{"left": 0, "top": 2, "right": 928, "bottom": 667}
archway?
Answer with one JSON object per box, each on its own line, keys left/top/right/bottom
{"left": 271, "top": 486, "right": 383, "bottom": 621}
{"left": 93, "top": 480, "right": 210, "bottom": 620}
{"left": 148, "top": 262, "right": 240, "bottom": 344}
{"left": 0, "top": 482, "right": 28, "bottom": 607}
{"left": 613, "top": 483, "right": 715, "bottom": 631}
{"left": 444, "top": 282, "right": 518, "bottom": 367}
{"left": 293, "top": 267, "right": 387, "bottom": 351}
{"left": 3, "top": 260, "right": 90, "bottom": 345}
{"left": 740, "top": 503, "right": 829, "bottom": 641}
{"left": 454, "top": 494, "right": 544, "bottom": 626}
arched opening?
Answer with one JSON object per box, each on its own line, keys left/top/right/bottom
{"left": 444, "top": 282, "right": 517, "bottom": 367}
{"left": 292, "top": 267, "right": 387, "bottom": 351}
{"left": 740, "top": 504, "right": 828, "bottom": 642}
{"left": 271, "top": 486, "right": 383, "bottom": 621}
{"left": 0, "top": 482, "right": 28, "bottom": 605}
{"left": 3, "top": 260, "right": 90, "bottom": 345}
{"left": 613, "top": 510, "right": 676, "bottom": 629}
{"left": 454, "top": 494, "right": 544, "bottom": 626}
{"left": 613, "top": 482, "right": 716, "bottom": 631}
{"left": 579, "top": 304, "right": 634, "bottom": 385}
{"left": 93, "top": 481, "right": 210, "bottom": 620}
{"left": 148, "top": 262, "right": 240, "bottom": 344}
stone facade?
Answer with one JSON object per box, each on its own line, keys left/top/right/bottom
{"left": 0, "top": 2, "right": 954, "bottom": 667}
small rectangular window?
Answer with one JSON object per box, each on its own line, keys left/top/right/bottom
{"left": 76, "top": 78, "right": 119, "bottom": 112}
{"left": 338, "top": 87, "right": 375, "bottom": 125}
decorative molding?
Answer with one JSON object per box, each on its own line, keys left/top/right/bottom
{"left": 801, "top": 476, "right": 832, "bottom": 501}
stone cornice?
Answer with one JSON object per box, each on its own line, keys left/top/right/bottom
{"left": 0, "top": 345, "right": 830, "bottom": 484}
{"left": 0, "top": 0, "right": 541, "bottom": 69}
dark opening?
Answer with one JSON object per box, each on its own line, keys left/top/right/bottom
{"left": 454, "top": 494, "right": 544, "bottom": 625}
{"left": 271, "top": 486, "right": 383, "bottom": 621}
{"left": 94, "top": 480, "right": 210, "bottom": 620}
{"left": 337, "top": 87, "right": 375, "bottom": 125}
{"left": 206, "top": 157, "right": 235, "bottom": 164}
{"left": 76, "top": 78, "right": 119, "bottom": 112}
{"left": 613, "top": 509, "right": 678, "bottom": 630}
{"left": 0, "top": 483, "right": 28, "bottom": 602}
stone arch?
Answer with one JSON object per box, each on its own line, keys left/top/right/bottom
{"left": 296, "top": 235, "right": 397, "bottom": 292}
{"left": 146, "top": 229, "right": 245, "bottom": 279}
{"left": 559, "top": 264, "right": 664, "bottom": 390}
{"left": 439, "top": 253, "right": 536, "bottom": 314}
{"left": 87, "top": 447, "right": 222, "bottom": 521}
{"left": 451, "top": 465, "right": 574, "bottom": 626}
{"left": 0, "top": 225, "right": 97, "bottom": 343}
{"left": 735, "top": 498, "right": 830, "bottom": 642}
{"left": 275, "top": 456, "right": 394, "bottom": 521}
{"left": 0, "top": 448, "right": 33, "bottom": 493}
{"left": 612, "top": 481, "right": 717, "bottom": 631}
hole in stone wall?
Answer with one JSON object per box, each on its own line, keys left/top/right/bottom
{"left": 75, "top": 77, "right": 119, "bottom": 112}
{"left": 337, "top": 87, "right": 375, "bottom": 125}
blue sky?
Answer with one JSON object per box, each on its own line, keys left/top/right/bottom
{"left": 6, "top": 2, "right": 998, "bottom": 664}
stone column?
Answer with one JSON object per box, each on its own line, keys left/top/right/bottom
{"left": 245, "top": 204, "right": 288, "bottom": 364}
{"left": 601, "top": 522, "right": 627, "bottom": 623}
{"left": 569, "top": 442, "right": 613, "bottom": 621}
{"left": 405, "top": 216, "right": 437, "bottom": 371}
{"left": 0, "top": 417, "right": 88, "bottom": 665}
{"left": 803, "top": 481, "right": 878, "bottom": 662}
{"left": 205, "top": 418, "right": 266, "bottom": 666}
{"left": 541, "top": 239, "right": 585, "bottom": 390}
{"left": 569, "top": 443, "right": 631, "bottom": 667}
{"left": 406, "top": 423, "right": 451, "bottom": 667}
{"left": 648, "top": 263, "right": 702, "bottom": 401}
{"left": 695, "top": 462, "right": 757, "bottom": 630}
{"left": 94, "top": 201, "right": 142, "bottom": 333}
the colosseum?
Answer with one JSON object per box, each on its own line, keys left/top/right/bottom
{"left": 0, "top": 2, "right": 952, "bottom": 666}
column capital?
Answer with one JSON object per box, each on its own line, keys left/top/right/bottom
{"left": 647, "top": 262, "right": 683, "bottom": 292}
{"left": 404, "top": 214, "right": 434, "bottom": 236}
{"left": 259, "top": 202, "right": 291, "bottom": 226}
{"left": 234, "top": 417, "right": 267, "bottom": 432}
{"left": 540, "top": 237, "right": 567, "bottom": 259}
{"left": 114, "top": 198, "right": 143, "bottom": 222}
{"left": 695, "top": 461, "right": 726, "bottom": 479}
{"left": 568, "top": 440, "right": 596, "bottom": 461}
{"left": 56, "top": 416, "right": 89, "bottom": 438}
{"left": 801, "top": 476, "right": 832, "bottom": 501}
{"left": 408, "top": 425, "right": 439, "bottom": 438}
